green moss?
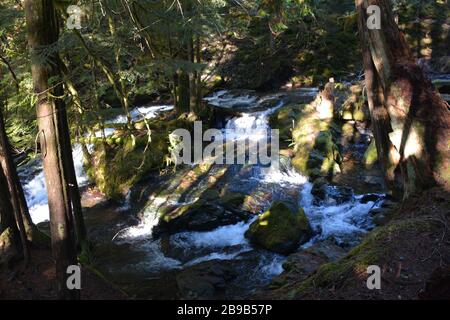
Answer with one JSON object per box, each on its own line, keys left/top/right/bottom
{"left": 87, "top": 131, "right": 169, "bottom": 198}
{"left": 364, "top": 139, "right": 378, "bottom": 169}
{"left": 289, "top": 218, "right": 436, "bottom": 297}
{"left": 245, "top": 201, "right": 312, "bottom": 254}
{"left": 286, "top": 103, "right": 343, "bottom": 180}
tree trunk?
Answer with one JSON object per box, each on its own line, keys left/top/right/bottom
{"left": 177, "top": 72, "right": 191, "bottom": 113}
{"left": 356, "top": 0, "right": 450, "bottom": 199}
{"left": 24, "top": 0, "right": 79, "bottom": 299}
{"left": 0, "top": 162, "right": 22, "bottom": 267}
{"left": 0, "top": 105, "right": 30, "bottom": 264}
{"left": 56, "top": 57, "right": 89, "bottom": 256}
{"left": 195, "top": 36, "right": 203, "bottom": 112}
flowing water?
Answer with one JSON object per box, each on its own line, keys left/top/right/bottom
{"left": 19, "top": 91, "right": 384, "bottom": 298}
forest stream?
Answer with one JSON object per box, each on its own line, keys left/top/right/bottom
{"left": 17, "top": 89, "right": 387, "bottom": 299}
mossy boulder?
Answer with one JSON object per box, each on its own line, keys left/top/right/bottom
{"left": 245, "top": 201, "right": 313, "bottom": 255}
{"left": 363, "top": 139, "right": 378, "bottom": 169}
{"left": 335, "top": 83, "right": 370, "bottom": 122}
{"left": 292, "top": 129, "right": 341, "bottom": 180}
{"left": 269, "top": 104, "right": 302, "bottom": 147}
{"left": 286, "top": 103, "right": 342, "bottom": 181}
{"left": 85, "top": 115, "right": 198, "bottom": 198}
{"left": 87, "top": 131, "right": 168, "bottom": 198}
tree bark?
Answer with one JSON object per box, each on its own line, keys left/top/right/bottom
{"left": 0, "top": 161, "right": 22, "bottom": 267}
{"left": 356, "top": 0, "right": 450, "bottom": 199}
{"left": 56, "top": 57, "right": 89, "bottom": 255}
{"left": 24, "top": 0, "right": 79, "bottom": 299}
{"left": 0, "top": 105, "right": 30, "bottom": 264}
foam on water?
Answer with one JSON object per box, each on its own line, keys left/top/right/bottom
{"left": 108, "top": 105, "right": 173, "bottom": 124}
{"left": 259, "top": 166, "right": 308, "bottom": 186}
{"left": 257, "top": 254, "right": 285, "bottom": 277}
{"left": 300, "top": 182, "right": 379, "bottom": 245}
{"left": 22, "top": 105, "right": 174, "bottom": 224}
{"left": 184, "top": 250, "right": 251, "bottom": 267}
{"left": 171, "top": 218, "right": 256, "bottom": 249}
{"left": 224, "top": 103, "right": 283, "bottom": 142}
{"left": 204, "top": 90, "right": 258, "bottom": 108}
{"left": 24, "top": 145, "right": 88, "bottom": 224}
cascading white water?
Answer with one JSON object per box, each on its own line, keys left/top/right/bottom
{"left": 113, "top": 92, "right": 309, "bottom": 279}
{"left": 23, "top": 145, "right": 88, "bottom": 224}
{"left": 21, "top": 105, "right": 174, "bottom": 224}
{"left": 203, "top": 90, "right": 258, "bottom": 108}
{"left": 20, "top": 92, "right": 382, "bottom": 294}
{"left": 110, "top": 105, "right": 174, "bottom": 124}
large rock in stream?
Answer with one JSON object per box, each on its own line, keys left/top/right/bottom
{"left": 245, "top": 201, "right": 313, "bottom": 255}
{"left": 153, "top": 192, "right": 254, "bottom": 238}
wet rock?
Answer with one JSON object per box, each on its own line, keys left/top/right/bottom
{"left": 281, "top": 250, "right": 327, "bottom": 275}
{"left": 369, "top": 204, "right": 396, "bottom": 227}
{"left": 311, "top": 178, "right": 328, "bottom": 202}
{"left": 245, "top": 201, "right": 313, "bottom": 255}
{"left": 381, "top": 199, "right": 398, "bottom": 209}
{"left": 269, "top": 250, "right": 326, "bottom": 289}
{"left": 305, "top": 239, "right": 348, "bottom": 262}
{"left": 270, "top": 240, "right": 346, "bottom": 289}
{"left": 360, "top": 193, "right": 384, "bottom": 204}
{"left": 372, "top": 213, "right": 389, "bottom": 226}
{"left": 327, "top": 185, "right": 353, "bottom": 204}
{"left": 153, "top": 201, "right": 252, "bottom": 237}
{"left": 176, "top": 260, "right": 237, "bottom": 299}
{"left": 332, "top": 231, "right": 367, "bottom": 248}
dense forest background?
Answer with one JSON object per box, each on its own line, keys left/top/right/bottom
{"left": 1, "top": 0, "right": 448, "bottom": 155}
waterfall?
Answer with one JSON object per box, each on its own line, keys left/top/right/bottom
{"left": 21, "top": 105, "right": 174, "bottom": 224}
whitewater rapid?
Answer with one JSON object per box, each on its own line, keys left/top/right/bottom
{"left": 20, "top": 105, "right": 174, "bottom": 224}
{"left": 19, "top": 91, "right": 382, "bottom": 286}
{"left": 111, "top": 90, "right": 381, "bottom": 279}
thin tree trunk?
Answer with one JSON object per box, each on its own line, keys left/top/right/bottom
{"left": 0, "top": 164, "right": 22, "bottom": 267}
{"left": 355, "top": 0, "right": 450, "bottom": 198}
{"left": 195, "top": 36, "right": 202, "bottom": 112}
{"left": 0, "top": 106, "right": 30, "bottom": 264}
{"left": 24, "top": 0, "right": 79, "bottom": 299}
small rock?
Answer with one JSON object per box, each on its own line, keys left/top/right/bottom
{"left": 176, "top": 260, "right": 237, "bottom": 299}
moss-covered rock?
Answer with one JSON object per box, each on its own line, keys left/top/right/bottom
{"left": 363, "top": 139, "right": 378, "bottom": 169}
{"left": 85, "top": 115, "right": 197, "bottom": 198}
{"left": 269, "top": 104, "right": 302, "bottom": 147}
{"left": 279, "top": 101, "right": 343, "bottom": 181}
{"left": 335, "top": 83, "right": 370, "bottom": 122}
{"left": 245, "top": 201, "right": 313, "bottom": 255}
{"left": 87, "top": 131, "right": 168, "bottom": 198}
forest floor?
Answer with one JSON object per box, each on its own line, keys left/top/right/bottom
{"left": 259, "top": 187, "right": 450, "bottom": 300}
{"left": 0, "top": 246, "right": 127, "bottom": 299}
